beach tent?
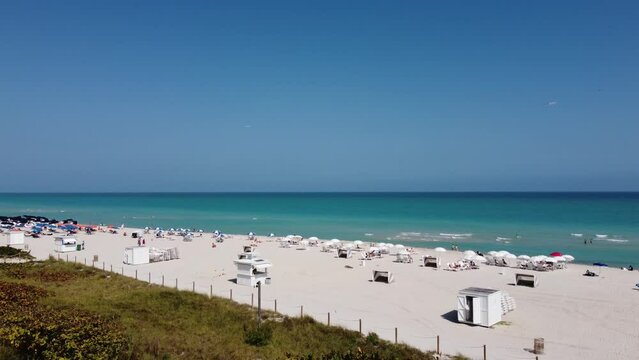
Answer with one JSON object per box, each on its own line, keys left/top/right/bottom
{"left": 7, "top": 231, "right": 25, "bottom": 247}
{"left": 515, "top": 273, "right": 539, "bottom": 287}
{"left": 424, "top": 256, "right": 440, "bottom": 268}
{"left": 372, "top": 270, "right": 394, "bottom": 284}
{"left": 457, "top": 287, "right": 503, "bottom": 327}
{"left": 54, "top": 236, "right": 79, "bottom": 253}
{"left": 338, "top": 248, "right": 352, "bottom": 258}
{"left": 124, "top": 246, "right": 150, "bottom": 265}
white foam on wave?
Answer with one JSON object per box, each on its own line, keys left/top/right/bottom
{"left": 439, "top": 233, "right": 472, "bottom": 238}
{"left": 595, "top": 234, "right": 608, "bottom": 238}
{"left": 496, "top": 237, "right": 512, "bottom": 241}
{"left": 571, "top": 233, "right": 583, "bottom": 237}
{"left": 364, "top": 233, "right": 374, "bottom": 236}
{"left": 603, "top": 238, "right": 629, "bottom": 243}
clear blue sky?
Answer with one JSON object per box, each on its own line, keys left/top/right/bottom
{"left": 1, "top": 1, "right": 638, "bottom": 192}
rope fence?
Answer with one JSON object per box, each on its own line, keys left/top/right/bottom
{"left": 45, "top": 254, "right": 545, "bottom": 360}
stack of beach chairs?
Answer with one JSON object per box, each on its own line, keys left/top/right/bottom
{"left": 500, "top": 292, "right": 517, "bottom": 315}
{"left": 149, "top": 247, "right": 180, "bottom": 262}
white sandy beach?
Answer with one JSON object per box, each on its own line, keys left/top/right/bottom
{"left": 14, "top": 229, "right": 639, "bottom": 360}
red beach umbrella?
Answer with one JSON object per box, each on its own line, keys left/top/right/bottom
{"left": 550, "top": 251, "right": 563, "bottom": 257}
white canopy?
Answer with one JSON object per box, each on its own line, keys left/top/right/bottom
{"left": 564, "top": 254, "right": 575, "bottom": 261}
{"left": 517, "top": 255, "right": 531, "bottom": 260}
{"left": 463, "top": 250, "right": 476, "bottom": 257}
{"left": 434, "top": 247, "right": 446, "bottom": 252}
{"left": 308, "top": 236, "right": 319, "bottom": 241}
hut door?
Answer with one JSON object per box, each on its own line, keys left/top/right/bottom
{"left": 471, "top": 297, "right": 481, "bottom": 324}
{"left": 457, "top": 296, "right": 469, "bottom": 322}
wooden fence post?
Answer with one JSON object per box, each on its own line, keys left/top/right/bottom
{"left": 192, "top": 281, "right": 195, "bottom": 292}
{"left": 210, "top": 284, "right": 213, "bottom": 298}
{"left": 483, "top": 344, "right": 487, "bottom": 360}
{"left": 300, "top": 305, "right": 304, "bottom": 317}
{"left": 135, "top": 269, "right": 138, "bottom": 280}
{"left": 437, "top": 335, "right": 440, "bottom": 354}
{"left": 230, "top": 289, "right": 233, "bottom": 300}
{"left": 395, "top": 327, "right": 398, "bottom": 344}
{"left": 359, "top": 319, "right": 362, "bottom": 335}
{"left": 327, "top": 312, "right": 330, "bottom": 326}
{"left": 274, "top": 299, "right": 277, "bottom": 312}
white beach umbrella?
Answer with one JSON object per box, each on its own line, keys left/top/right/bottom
{"left": 395, "top": 244, "right": 405, "bottom": 248}
{"left": 353, "top": 240, "right": 363, "bottom": 246}
{"left": 434, "top": 247, "right": 446, "bottom": 252}
{"left": 564, "top": 254, "right": 575, "bottom": 261}
{"left": 287, "top": 235, "right": 295, "bottom": 239}
{"left": 308, "top": 236, "right": 319, "bottom": 241}
{"left": 377, "top": 242, "right": 386, "bottom": 247}
{"left": 398, "top": 249, "right": 410, "bottom": 255}
{"left": 472, "top": 255, "right": 487, "bottom": 263}
{"left": 463, "top": 253, "right": 475, "bottom": 260}
{"left": 545, "top": 257, "right": 558, "bottom": 263}
{"left": 386, "top": 243, "right": 395, "bottom": 248}
{"left": 369, "top": 246, "right": 379, "bottom": 252}
{"left": 553, "top": 255, "right": 566, "bottom": 262}
{"left": 495, "top": 250, "right": 510, "bottom": 257}
{"left": 517, "top": 255, "right": 531, "bottom": 260}
{"left": 344, "top": 243, "right": 354, "bottom": 249}
{"left": 330, "top": 239, "right": 340, "bottom": 243}
{"left": 505, "top": 253, "right": 517, "bottom": 259}
{"left": 299, "top": 240, "right": 309, "bottom": 246}
{"left": 487, "top": 251, "right": 498, "bottom": 256}
{"left": 463, "top": 250, "right": 476, "bottom": 257}
{"left": 530, "top": 255, "right": 546, "bottom": 262}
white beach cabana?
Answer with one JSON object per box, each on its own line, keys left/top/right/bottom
{"left": 7, "top": 231, "right": 25, "bottom": 247}
{"left": 54, "top": 236, "right": 79, "bottom": 253}
{"left": 338, "top": 248, "right": 352, "bottom": 258}
{"left": 372, "top": 270, "right": 394, "bottom": 284}
{"left": 124, "top": 246, "right": 150, "bottom": 265}
{"left": 457, "top": 287, "right": 503, "bottom": 327}
{"left": 423, "top": 255, "right": 440, "bottom": 268}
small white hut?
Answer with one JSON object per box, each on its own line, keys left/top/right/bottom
{"left": 124, "top": 246, "right": 150, "bottom": 265}
{"left": 457, "top": 287, "right": 503, "bottom": 327}
{"left": 7, "top": 231, "right": 25, "bottom": 247}
{"left": 54, "top": 236, "right": 78, "bottom": 253}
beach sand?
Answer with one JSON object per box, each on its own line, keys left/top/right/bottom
{"left": 16, "top": 229, "right": 639, "bottom": 360}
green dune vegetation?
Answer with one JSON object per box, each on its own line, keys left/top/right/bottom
{"left": 0, "top": 260, "right": 463, "bottom": 359}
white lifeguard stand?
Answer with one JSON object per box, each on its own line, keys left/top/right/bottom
{"left": 54, "top": 236, "right": 78, "bottom": 253}
{"left": 234, "top": 250, "right": 272, "bottom": 287}
{"left": 457, "top": 287, "right": 503, "bottom": 327}
{"left": 124, "top": 246, "right": 150, "bottom": 265}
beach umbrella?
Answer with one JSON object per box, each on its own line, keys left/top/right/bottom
{"left": 593, "top": 262, "right": 608, "bottom": 275}
{"left": 386, "top": 243, "right": 395, "bottom": 248}
{"left": 505, "top": 253, "right": 517, "bottom": 259}
{"left": 553, "top": 256, "right": 566, "bottom": 262}
{"left": 377, "top": 242, "right": 386, "bottom": 247}
{"left": 564, "top": 254, "right": 575, "bottom": 261}
{"left": 473, "top": 255, "right": 487, "bottom": 263}
{"left": 269, "top": 233, "right": 275, "bottom": 237}
{"left": 395, "top": 244, "right": 404, "bottom": 248}
{"left": 487, "top": 251, "right": 498, "bottom": 256}
{"left": 369, "top": 246, "right": 379, "bottom": 252}
{"left": 434, "top": 247, "right": 446, "bottom": 252}
{"left": 545, "top": 257, "right": 558, "bottom": 263}
{"left": 248, "top": 232, "right": 254, "bottom": 236}
{"left": 463, "top": 250, "right": 476, "bottom": 257}
{"left": 353, "top": 240, "right": 363, "bottom": 246}
{"left": 309, "top": 236, "right": 319, "bottom": 241}
{"left": 550, "top": 252, "right": 563, "bottom": 257}
{"left": 344, "top": 243, "right": 354, "bottom": 249}
{"left": 531, "top": 255, "right": 547, "bottom": 262}
{"left": 330, "top": 239, "right": 340, "bottom": 243}
{"left": 517, "top": 255, "right": 530, "bottom": 260}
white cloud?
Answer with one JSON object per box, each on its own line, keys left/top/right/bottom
{"left": 547, "top": 101, "right": 558, "bottom": 106}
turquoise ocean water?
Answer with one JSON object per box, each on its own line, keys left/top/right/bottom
{"left": 1, "top": 193, "right": 637, "bottom": 266}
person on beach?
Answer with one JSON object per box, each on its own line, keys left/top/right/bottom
{"left": 142, "top": 238, "right": 146, "bottom": 246}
